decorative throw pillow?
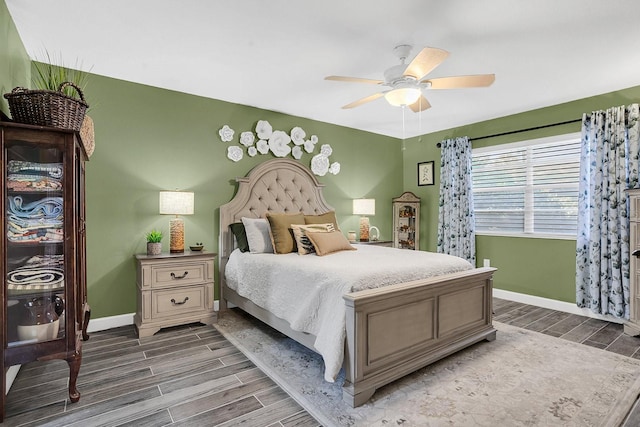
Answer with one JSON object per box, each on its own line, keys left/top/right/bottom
{"left": 306, "top": 230, "right": 356, "bottom": 256}
{"left": 291, "top": 223, "right": 335, "bottom": 255}
{"left": 229, "top": 222, "right": 249, "bottom": 252}
{"left": 304, "top": 211, "right": 340, "bottom": 230}
{"left": 241, "top": 217, "right": 274, "bottom": 254}
{"left": 265, "top": 212, "right": 305, "bottom": 254}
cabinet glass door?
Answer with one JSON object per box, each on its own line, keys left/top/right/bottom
{"left": 396, "top": 204, "right": 416, "bottom": 250}
{"left": 5, "top": 142, "right": 66, "bottom": 347}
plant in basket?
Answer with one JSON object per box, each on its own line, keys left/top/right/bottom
{"left": 3, "top": 51, "right": 90, "bottom": 131}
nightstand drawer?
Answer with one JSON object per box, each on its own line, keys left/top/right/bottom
{"left": 152, "top": 285, "right": 208, "bottom": 319}
{"left": 150, "top": 261, "right": 206, "bottom": 288}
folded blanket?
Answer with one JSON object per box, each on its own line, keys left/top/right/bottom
{"left": 8, "top": 160, "right": 63, "bottom": 179}
{"left": 7, "top": 174, "right": 63, "bottom": 191}
{"left": 8, "top": 196, "right": 63, "bottom": 219}
{"left": 7, "top": 254, "right": 65, "bottom": 290}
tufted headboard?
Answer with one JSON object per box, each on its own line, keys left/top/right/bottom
{"left": 218, "top": 158, "right": 334, "bottom": 301}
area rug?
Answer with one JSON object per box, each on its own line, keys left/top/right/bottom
{"left": 215, "top": 309, "right": 640, "bottom": 427}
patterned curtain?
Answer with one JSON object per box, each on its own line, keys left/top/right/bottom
{"left": 437, "top": 136, "right": 476, "bottom": 264}
{"left": 576, "top": 104, "right": 640, "bottom": 318}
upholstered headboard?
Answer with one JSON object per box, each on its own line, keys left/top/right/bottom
{"left": 218, "top": 158, "right": 335, "bottom": 298}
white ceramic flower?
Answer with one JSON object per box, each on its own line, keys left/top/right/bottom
{"left": 227, "top": 146, "right": 243, "bottom": 162}
{"left": 303, "top": 139, "right": 315, "bottom": 153}
{"left": 292, "top": 145, "right": 303, "bottom": 160}
{"left": 320, "top": 144, "right": 333, "bottom": 156}
{"left": 256, "top": 139, "right": 269, "bottom": 154}
{"left": 248, "top": 146, "right": 258, "bottom": 157}
{"left": 291, "top": 126, "right": 306, "bottom": 145}
{"left": 219, "top": 125, "right": 235, "bottom": 142}
{"left": 239, "top": 131, "right": 255, "bottom": 147}
{"left": 269, "top": 130, "right": 292, "bottom": 157}
{"left": 329, "top": 162, "right": 341, "bottom": 175}
{"left": 311, "top": 154, "right": 329, "bottom": 176}
{"left": 256, "top": 120, "right": 273, "bottom": 140}
{"left": 310, "top": 135, "right": 319, "bottom": 144}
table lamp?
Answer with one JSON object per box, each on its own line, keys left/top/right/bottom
{"left": 159, "top": 191, "right": 194, "bottom": 253}
{"left": 353, "top": 198, "right": 375, "bottom": 242}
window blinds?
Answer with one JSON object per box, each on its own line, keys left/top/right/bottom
{"left": 472, "top": 135, "right": 580, "bottom": 237}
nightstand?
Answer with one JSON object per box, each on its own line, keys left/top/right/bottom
{"left": 353, "top": 240, "right": 393, "bottom": 247}
{"left": 134, "top": 251, "right": 217, "bottom": 338}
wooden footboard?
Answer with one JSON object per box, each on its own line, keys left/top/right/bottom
{"left": 342, "top": 267, "right": 496, "bottom": 407}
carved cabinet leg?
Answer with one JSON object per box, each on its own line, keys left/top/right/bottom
{"left": 67, "top": 352, "right": 82, "bottom": 403}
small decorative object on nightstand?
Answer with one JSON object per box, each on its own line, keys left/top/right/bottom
{"left": 190, "top": 242, "right": 204, "bottom": 252}
{"left": 145, "top": 229, "right": 163, "bottom": 255}
{"left": 134, "top": 251, "right": 216, "bottom": 338}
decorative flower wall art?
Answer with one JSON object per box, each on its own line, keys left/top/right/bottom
{"left": 219, "top": 125, "right": 235, "bottom": 142}
{"left": 219, "top": 120, "right": 341, "bottom": 176}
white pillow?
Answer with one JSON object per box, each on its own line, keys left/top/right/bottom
{"left": 241, "top": 217, "right": 274, "bottom": 253}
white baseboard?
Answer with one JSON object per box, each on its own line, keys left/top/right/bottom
{"left": 493, "top": 288, "right": 625, "bottom": 324}
{"left": 86, "top": 300, "right": 221, "bottom": 333}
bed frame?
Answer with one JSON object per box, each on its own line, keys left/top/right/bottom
{"left": 219, "top": 158, "right": 496, "bottom": 407}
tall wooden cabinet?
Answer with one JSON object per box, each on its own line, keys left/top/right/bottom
{"left": 1, "top": 122, "right": 90, "bottom": 421}
{"left": 625, "top": 189, "right": 640, "bottom": 336}
{"left": 392, "top": 192, "right": 420, "bottom": 250}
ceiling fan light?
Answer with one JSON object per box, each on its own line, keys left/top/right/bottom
{"left": 384, "top": 87, "right": 421, "bottom": 106}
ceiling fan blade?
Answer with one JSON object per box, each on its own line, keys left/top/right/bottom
{"left": 424, "top": 74, "right": 496, "bottom": 89}
{"left": 342, "top": 92, "right": 385, "bottom": 109}
{"left": 325, "top": 75, "right": 384, "bottom": 85}
{"left": 408, "top": 95, "right": 431, "bottom": 113}
{"left": 403, "top": 47, "right": 450, "bottom": 79}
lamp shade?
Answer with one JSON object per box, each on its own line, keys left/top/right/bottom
{"left": 159, "top": 191, "right": 194, "bottom": 215}
{"left": 353, "top": 199, "right": 375, "bottom": 216}
{"left": 384, "top": 87, "right": 421, "bottom": 107}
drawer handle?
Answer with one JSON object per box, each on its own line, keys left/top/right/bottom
{"left": 170, "top": 271, "right": 189, "bottom": 279}
{"left": 171, "top": 297, "right": 189, "bottom": 305}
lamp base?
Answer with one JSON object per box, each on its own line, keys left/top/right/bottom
{"left": 359, "top": 217, "right": 370, "bottom": 242}
{"left": 169, "top": 217, "right": 185, "bottom": 253}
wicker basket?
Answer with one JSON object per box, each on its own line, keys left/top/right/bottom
{"left": 3, "top": 82, "right": 88, "bottom": 131}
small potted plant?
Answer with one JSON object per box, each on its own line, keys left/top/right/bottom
{"left": 145, "top": 230, "right": 163, "bottom": 255}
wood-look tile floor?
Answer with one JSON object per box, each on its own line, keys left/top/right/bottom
{"left": 493, "top": 298, "right": 640, "bottom": 358}
{"left": 2, "top": 323, "right": 320, "bottom": 427}
{"left": 4, "top": 298, "right": 640, "bottom": 426}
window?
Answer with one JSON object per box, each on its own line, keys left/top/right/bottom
{"left": 472, "top": 133, "right": 581, "bottom": 239}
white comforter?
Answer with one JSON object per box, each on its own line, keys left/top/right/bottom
{"left": 225, "top": 244, "right": 473, "bottom": 382}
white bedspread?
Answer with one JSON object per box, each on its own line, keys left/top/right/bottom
{"left": 225, "top": 244, "right": 473, "bottom": 382}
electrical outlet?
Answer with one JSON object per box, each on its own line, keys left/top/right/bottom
{"left": 483, "top": 259, "right": 491, "bottom": 267}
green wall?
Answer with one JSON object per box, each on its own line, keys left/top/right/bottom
{"left": 0, "top": 0, "right": 29, "bottom": 115}
{"left": 4, "top": 3, "right": 640, "bottom": 315}
{"left": 83, "top": 74, "right": 402, "bottom": 318}
{"left": 402, "top": 85, "right": 640, "bottom": 303}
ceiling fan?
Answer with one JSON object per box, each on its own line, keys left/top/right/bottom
{"left": 325, "top": 44, "right": 495, "bottom": 112}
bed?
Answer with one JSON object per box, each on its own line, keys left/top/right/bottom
{"left": 218, "top": 158, "right": 496, "bottom": 407}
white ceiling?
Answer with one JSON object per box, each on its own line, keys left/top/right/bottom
{"left": 6, "top": 0, "right": 640, "bottom": 139}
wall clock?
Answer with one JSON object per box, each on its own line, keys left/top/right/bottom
{"left": 417, "top": 161, "right": 434, "bottom": 186}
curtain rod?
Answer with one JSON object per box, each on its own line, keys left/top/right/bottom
{"left": 436, "top": 118, "right": 581, "bottom": 147}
